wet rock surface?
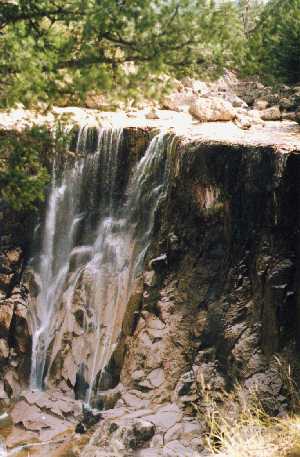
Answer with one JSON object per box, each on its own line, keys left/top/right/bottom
{"left": 1, "top": 389, "right": 83, "bottom": 457}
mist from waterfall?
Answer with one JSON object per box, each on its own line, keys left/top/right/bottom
{"left": 28, "top": 126, "right": 176, "bottom": 402}
{"left": 0, "top": 439, "right": 6, "bottom": 457}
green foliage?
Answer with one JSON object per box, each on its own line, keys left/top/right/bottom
{"left": 0, "top": 0, "right": 246, "bottom": 107}
{"left": 237, "top": 0, "right": 265, "bottom": 36}
{"left": 1, "top": 0, "right": 299, "bottom": 106}
{"left": 0, "top": 127, "right": 51, "bottom": 212}
{"left": 243, "top": 0, "right": 300, "bottom": 84}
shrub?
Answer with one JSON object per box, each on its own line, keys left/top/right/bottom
{"left": 194, "top": 357, "right": 300, "bottom": 457}
{"left": 244, "top": 0, "right": 300, "bottom": 84}
{"left": 0, "top": 127, "right": 51, "bottom": 212}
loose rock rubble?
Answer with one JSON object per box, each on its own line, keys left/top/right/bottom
{"left": 1, "top": 71, "right": 300, "bottom": 134}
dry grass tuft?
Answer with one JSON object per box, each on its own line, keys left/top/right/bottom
{"left": 194, "top": 357, "right": 300, "bottom": 457}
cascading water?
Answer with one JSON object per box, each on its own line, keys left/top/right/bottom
{"left": 28, "top": 125, "right": 176, "bottom": 402}
{"left": 0, "top": 440, "right": 6, "bottom": 457}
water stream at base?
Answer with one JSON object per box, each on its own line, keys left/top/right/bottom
{"left": 28, "top": 126, "right": 176, "bottom": 403}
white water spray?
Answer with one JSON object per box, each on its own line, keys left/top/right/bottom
{"left": 28, "top": 127, "right": 176, "bottom": 402}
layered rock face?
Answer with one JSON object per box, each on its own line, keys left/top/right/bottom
{"left": 1, "top": 123, "right": 300, "bottom": 456}
{"left": 133, "top": 141, "right": 296, "bottom": 406}
{"left": 0, "top": 205, "right": 32, "bottom": 404}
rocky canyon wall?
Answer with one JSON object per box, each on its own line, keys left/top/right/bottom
{"left": 79, "top": 133, "right": 300, "bottom": 457}
{"left": 1, "top": 124, "right": 300, "bottom": 456}
{"left": 119, "top": 139, "right": 300, "bottom": 416}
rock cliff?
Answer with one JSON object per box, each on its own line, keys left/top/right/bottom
{"left": 1, "top": 117, "right": 300, "bottom": 456}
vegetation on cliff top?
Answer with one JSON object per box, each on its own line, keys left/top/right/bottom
{"left": 0, "top": 127, "right": 52, "bottom": 211}
{"left": 0, "top": 0, "right": 299, "bottom": 108}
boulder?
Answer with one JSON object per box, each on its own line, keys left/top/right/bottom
{"left": 181, "top": 77, "right": 210, "bottom": 94}
{"left": 130, "top": 419, "right": 156, "bottom": 446}
{"left": 162, "top": 90, "right": 198, "bottom": 112}
{"left": 112, "top": 419, "right": 155, "bottom": 450}
{"left": 260, "top": 105, "right": 281, "bottom": 121}
{"left": 282, "top": 111, "right": 297, "bottom": 121}
{"left": 253, "top": 99, "right": 269, "bottom": 111}
{"left": 146, "top": 109, "right": 160, "bottom": 120}
{"left": 235, "top": 114, "right": 252, "bottom": 130}
{"left": 75, "top": 422, "right": 86, "bottom": 434}
{"left": 279, "top": 97, "right": 295, "bottom": 111}
{"left": 189, "top": 97, "right": 236, "bottom": 122}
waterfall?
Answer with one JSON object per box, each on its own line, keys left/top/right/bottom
{"left": 0, "top": 440, "right": 6, "bottom": 457}
{"left": 28, "top": 126, "right": 176, "bottom": 402}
